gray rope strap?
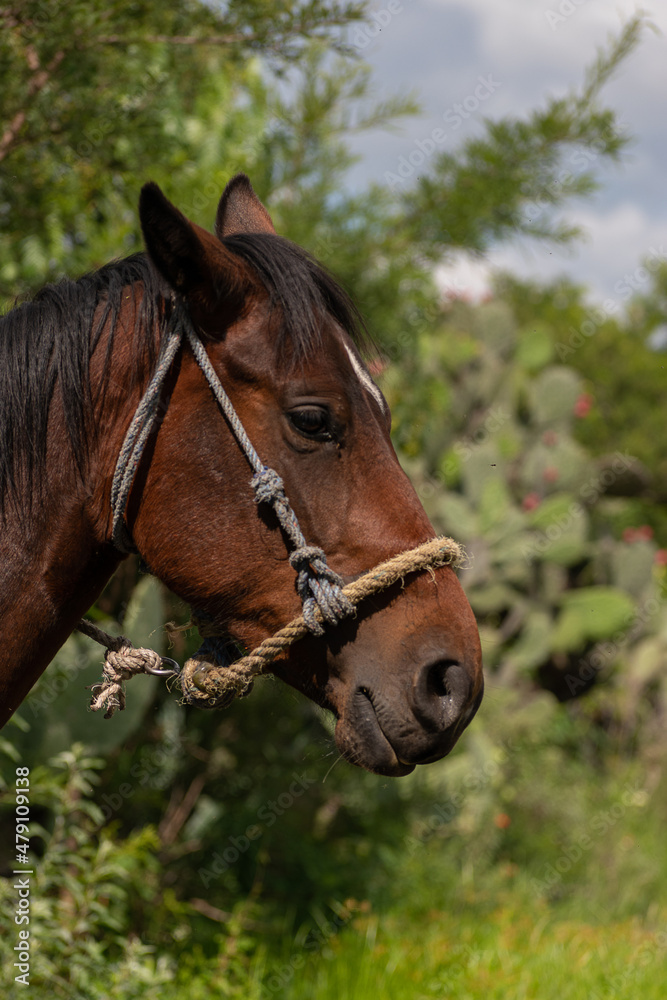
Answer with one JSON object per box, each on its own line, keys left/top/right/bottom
{"left": 179, "top": 536, "right": 464, "bottom": 710}
{"left": 110, "top": 305, "right": 184, "bottom": 553}
{"left": 109, "top": 297, "right": 352, "bottom": 631}
{"left": 183, "top": 326, "right": 354, "bottom": 634}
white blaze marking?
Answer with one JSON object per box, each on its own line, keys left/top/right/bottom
{"left": 344, "top": 344, "right": 386, "bottom": 412}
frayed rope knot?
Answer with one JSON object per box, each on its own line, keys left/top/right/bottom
{"left": 88, "top": 642, "right": 164, "bottom": 719}
{"left": 251, "top": 466, "right": 285, "bottom": 505}
{"left": 77, "top": 618, "right": 173, "bottom": 720}
{"left": 175, "top": 633, "right": 254, "bottom": 710}
{"left": 251, "top": 465, "right": 354, "bottom": 635}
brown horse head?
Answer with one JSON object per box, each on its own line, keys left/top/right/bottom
{"left": 0, "top": 175, "right": 482, "bottom": 775}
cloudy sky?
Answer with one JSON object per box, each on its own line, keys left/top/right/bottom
{"left": 346, "top": 0, "right": 667, "bottom": 304}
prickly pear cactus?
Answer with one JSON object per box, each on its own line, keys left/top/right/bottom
{"left": 386, "top": 295, "right": 666, "bottom": 724}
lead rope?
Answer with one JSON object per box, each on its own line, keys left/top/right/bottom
{"left": 180, "top": 536, "right": 464, "bottom": 709}
{"left": 82, "top": 536, "right": 464, "bottom": 717}
{"left": 79, "top": 297, "right": 464, "bottom": 717}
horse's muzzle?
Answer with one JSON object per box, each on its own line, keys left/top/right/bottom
{"left": 333, "top": 654, "right": 484, "bottom": 777}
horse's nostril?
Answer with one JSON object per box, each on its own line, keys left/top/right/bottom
{"left": 427, "top": 659, "right": 460, "bottom": 700}
{"left": 413, "top": 659, "right": 473, "bottom": 730}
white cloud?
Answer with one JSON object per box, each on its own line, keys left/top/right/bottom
{"left": 435, "top": 253, "right": 494, "bottom": 302}
{"left": 348, "top": 1, "right": 667, "bottom": 300}
{"left": 444, "top": 202, "right": 667, "bottom": 302}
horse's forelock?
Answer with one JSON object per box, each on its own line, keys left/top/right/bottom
{"left": 220, "top": 232, "right": 372, "bottom": 361}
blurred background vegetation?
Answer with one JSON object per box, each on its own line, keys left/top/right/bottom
{"left": 1, "top": 3, "right": 666, "bottom": 997}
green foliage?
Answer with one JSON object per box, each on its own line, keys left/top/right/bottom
{"left": 0, "top": 0, "right": 368, "bottom": 302}
{"left": 3, "top": 694, "right": 667, "bottom": 998}
{"left": 498, "top": 270, "right": 667, "bottom": 505}
{"left": 400, "top": 16, "right": 649, "bottom": 256}
{"left": 386, "top": 288, "right": 666, "bottom": 716}
{"left": 262, "top": 687, "right": 667, "bottom": 1000}
{"left": 0, "top": 746, "right": 173, "bottom": 999}
{"left": 551, "top": 587, "right": 637, "bottom": 652}
{"left": 2, "top": 4, "right": 666, "bottom": 997}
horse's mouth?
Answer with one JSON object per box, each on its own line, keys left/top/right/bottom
{"left": 333, "top": 689, "right": 417, "bottom": 777}
{"left": 332, "top": 684, "right": 475, "bottom": 777}
{"left": 334, "top": 720, "right": 416, "bottom": 776}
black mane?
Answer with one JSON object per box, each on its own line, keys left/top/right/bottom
{"left": 0, "top": 235, "right": 366, "bottom": 513}
{"left": 221, "top": 232, "right": 366, "bottom": 357}
{"left": 0, "top": 254, "right": 165, "bottom": 513}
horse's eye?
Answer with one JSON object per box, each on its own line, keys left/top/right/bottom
{"left": 288, "top": 406, "right": 332, "bottom": 440}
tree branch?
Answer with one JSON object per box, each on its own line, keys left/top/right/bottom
{"left": 0, "top": 48, "right": 65, "bottom": 163}
{"left": 157, "top": 772, "right": 206, "bottom": 847}
{"left": 95, "top": 33, "right": 245, "bottom": 45}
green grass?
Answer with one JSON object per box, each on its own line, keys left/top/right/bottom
{"left": 261, "top": 906, "right": 667, "bottom": 1000}
{"left": 3, "top": 687, "right": 667, "bottom": 999}
{"left": 240, "top": 686, "right": 667, "bottom": 999}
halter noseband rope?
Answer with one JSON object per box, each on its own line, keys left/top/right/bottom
{"left": 79, "top": 297, "right": 464, "bottom": 717}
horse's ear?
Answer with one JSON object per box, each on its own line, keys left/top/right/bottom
{"left": 139, "top": 182, "right": 243, "bottom": 307}
{"left": 215, "top": 174, "right": 276, "bottom": 239}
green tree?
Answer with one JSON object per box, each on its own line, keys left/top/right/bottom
{"left": 0, "top": 0, "right": 368, "bottom": 300}
{"left": 398, "top": 17, "right": 646, "bottom": 256}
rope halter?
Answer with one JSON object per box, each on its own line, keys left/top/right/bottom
{"left": 109, "top": 298, "right": 354, "bottom": 630}
{"left": 80, "top": 297, "right": 465, "bottom": 717}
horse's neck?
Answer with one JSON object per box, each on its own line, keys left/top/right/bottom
{"left": 0, "top": 442, "right": 122, "bottom": 728}
{"left": 0, "top": 498, "right": 120, "bottom": 724}
{"left": 0, "top": 285, "right": 157, "bottom": 726}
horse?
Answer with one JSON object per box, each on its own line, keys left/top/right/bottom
{"left": 0, "top": 174, "right": 483, "bottom": 776}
